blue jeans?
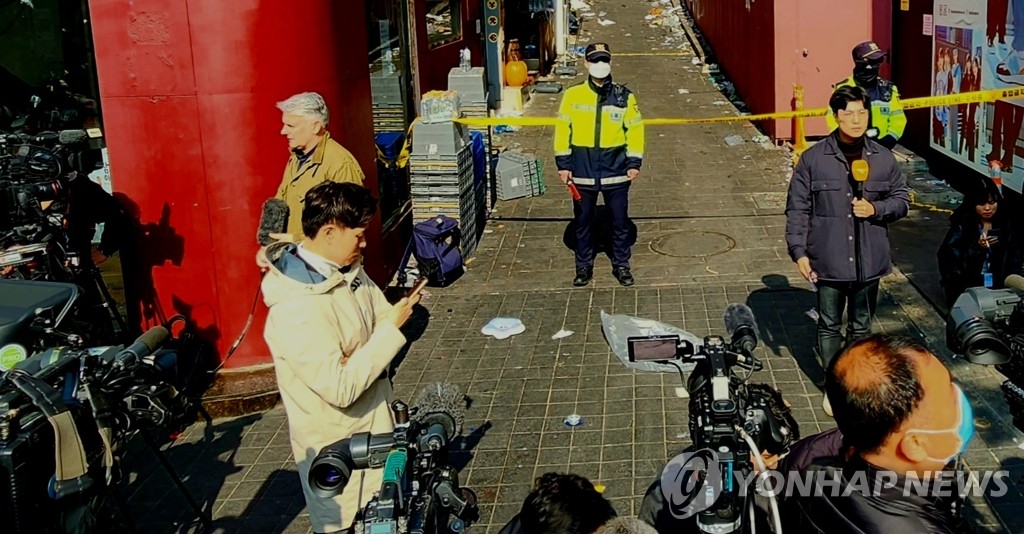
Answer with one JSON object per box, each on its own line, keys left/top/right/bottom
{"left": 816, "top": 280, "right": 880, "bottom": 368}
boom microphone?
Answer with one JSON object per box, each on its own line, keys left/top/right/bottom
{"left": 1006, "top": 274, "right": 1024, "bottom": 292}
{"left": 257, "top": 198, "right": 289, "bottom": 246}
{"left": 723, "top": 303, "right": 759, "bottom": 354}
{"left": 411, "top": 382, "right": 467, "bottom": 442}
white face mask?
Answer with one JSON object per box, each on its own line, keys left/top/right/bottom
{"left": 588, "top": 62, "right": 611, "bottom": 79}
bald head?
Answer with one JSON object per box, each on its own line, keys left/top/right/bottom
{"left": 825, "top": 335, "right": 927, "bottom": 454}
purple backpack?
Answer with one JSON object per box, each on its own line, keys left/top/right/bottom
{"left": 412, "top": 215, "right": 464, "bottom": 287}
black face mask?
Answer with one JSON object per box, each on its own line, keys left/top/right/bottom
{"left": 853, "top": 61, "right": 881, "bottom": 87}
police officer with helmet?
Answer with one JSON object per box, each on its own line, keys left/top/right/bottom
{"left": 827, "top": 41, "right": 907, "bottom": 150}
{"left": 555, "top": 43, "right": 645, "bottom": 287}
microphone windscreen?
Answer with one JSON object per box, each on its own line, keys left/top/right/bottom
{"left": 1005, "top": 274, "right": 1024, "bottom": 292}
{"left": 723, "top": 303, "right": 758, "bottom": 336}
{"left": 412, "top": 382, "right": 467, "bottom": 439}
{"left": 852, "top": 160, "right": 869, "bottom": 183}
{"left": 58, "top": 130, "right": 89, "bottom": 145}
{"left": 257, "top": 198, "right": 290, "bottom": 246}
{"left": 136, "top": 325, "right": 170, "bottom": 352}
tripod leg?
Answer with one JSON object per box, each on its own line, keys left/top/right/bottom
{"left": 140, "top": 431, "right": 212, "bottom": 531}
{"left": 107, "top": 483, "right": 141, "bottom": 534}
{"left": 89, "top": 266, "right": 129, "bottom": 342}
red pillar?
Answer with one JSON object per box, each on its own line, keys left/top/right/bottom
{"left": 88, "top": 0, "right": 378, "bottom": 414}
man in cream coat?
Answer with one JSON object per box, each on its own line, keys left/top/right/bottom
{"left": 261, "top": 181, "right": 418, "bottom": 533}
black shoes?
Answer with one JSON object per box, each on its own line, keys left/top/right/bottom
{"left": 573, "top": 267, "right": 593, "bottom": 287}
{"left": 573, "top": 266, "right": 635, "bottom": 286}
{"left": 612, "top": 266, "right": 634, "bottom": 287}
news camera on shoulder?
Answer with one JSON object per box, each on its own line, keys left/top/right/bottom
{"left": 629, "top": 303, "right": 799, "bottom": 534}
{"left": 946, "top": 275, "right": 1024, "bottom": 433}
{"left": 309, "top": 382, "right": 480, "bottom": 534}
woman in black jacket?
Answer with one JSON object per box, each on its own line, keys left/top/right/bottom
{"left": 937, "top": 178, "right": 1017, "bottom": 307}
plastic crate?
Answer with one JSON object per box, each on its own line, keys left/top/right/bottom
{"left": 411, "top": 122, "right": 470, "bottom": 158}
{"left": 495, "top": 151, "right": 544, "bottom": 201}
{"left": 447, "top": 67, "right": 487, "bottom": 105}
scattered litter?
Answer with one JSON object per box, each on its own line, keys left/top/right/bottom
{"left": 724, "top": 134, "right": 744, "bottom": 146}
{"left": 705, "top": 266, "right": 719, "bottom": 275}
{"left": 598, "top": 18, "right": 616, "bottom": 26}
{"left": 481, "top": 318, "right": 526, "bottom": 340}
{"left": 677, "top": 88, "right": 690, "bottom": 94}
{"left": 564, "top": 414, "right": 585, "bottom": 427}
{"left": 484, "top": 229, "right": 494, "bottom": 234}
{"left": 752, "top": 134, "right": 771, "bottom": 144}
{"left": 570, "top": 0, "right": 590, "bottom": 10}
{"left": 594, "top": 484, "right": 607, "bottom": 493}
{"left": 649, "top": 7, "right": 664, "bottom": 16}
{"left": 624, "top": 33, "right": 632, "bottom": 37}
{"left": 551, "top": 329, "right": 575, "bottom": 340}
{"left": 713, "top": 100, "right": 728, "bottom": 106}
{"left": 494, "top": 125, "right": 520, "bottom": 134}
{"left": 676, "top": 432, "right": 690, "bottom": 439}
{"left": 598, "top": 10, "right": 607, "bottom": 16}
{"left": 805, "top": 308, "right": 820, "bottom": 322}
{"left": 1017, "top": 441, "right": 1024, "bottom": 451}
{"left": 691, "top": 57, "right": 702, "bottom": 65}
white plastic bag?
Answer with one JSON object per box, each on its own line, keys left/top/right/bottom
{"left": 600, "top": 310, "right": 700, "bottom": 373}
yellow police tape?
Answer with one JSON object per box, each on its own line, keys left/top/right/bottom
{"left": 451, "top": 87, "right": 1024, "bottom": 128}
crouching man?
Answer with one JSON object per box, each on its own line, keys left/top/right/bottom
{"left": 262, "top": 181, "right": 419, "bottom": 533}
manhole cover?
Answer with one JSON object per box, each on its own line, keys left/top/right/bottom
{"left": 650, "top": 231, "right": 736, "bottom": 258}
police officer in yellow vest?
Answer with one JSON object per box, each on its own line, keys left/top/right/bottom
{"left": 555, "top": 43, "right": 645, "bottom": 287}
{"left": 826, "top": 41, "right": 907, "bottom": 150}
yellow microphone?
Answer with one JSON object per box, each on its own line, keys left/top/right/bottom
{"left": 851, "top": 160, "right": 869, "bottom": 199}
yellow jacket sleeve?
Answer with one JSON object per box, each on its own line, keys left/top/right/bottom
{"left": 624, "top": 92, "right": 644, "bottom": 167}
{"left": 887, "top": 85, "right": 907, "bottom": 139}
{"left": 554, "top": 92, "right": 573, "bottom": 171}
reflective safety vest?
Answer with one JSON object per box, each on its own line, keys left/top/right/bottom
{"left": 826, "top": 76, "right": 907, "bottom": 142}
{"left": 554, "top": 78, "right": 644, "bottom": 188}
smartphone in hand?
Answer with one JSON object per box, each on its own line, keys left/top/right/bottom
{"left": 405, "top": 277, "right": 429, "bottom": 299}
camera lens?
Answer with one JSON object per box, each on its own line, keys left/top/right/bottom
{"left": 955, "top": 317, "right": 1011, "bottom": 365}
{"left": 309, "top": 459, "right": 352, "bottom": 498}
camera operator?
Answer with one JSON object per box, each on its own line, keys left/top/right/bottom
{"left": 63, "top": 170, "right": 130, "bottom": 267}
{"left": 778, "top": 334, "right": 974, "bottom": 533}
{"left": 261, "top": 181, "right": 418, "bottom": 534}
{"left": 273, "top": 92, "right": 365, "bottom": 242}
{"left": 256, "top": 92, "right": 367, "bottom": 268}
{"left": 498, "top": 472, "right": 619, "bottom": 534}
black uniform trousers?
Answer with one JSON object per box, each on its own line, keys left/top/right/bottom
{"left": 573, "top": 183, "right": 631, "bottom": 270}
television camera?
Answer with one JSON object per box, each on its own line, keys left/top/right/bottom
{"left": 0, "top": 315, "right": 211, "bottom": 533}
{"left": 1, "top": 130, "right": 128, "bottom": 348}
{"left": 627, "top": 304, "right": 799, "bottom": 534}
{"left": 945, "top": 284, "right": 1024, "bottom": 432}
{"left": 308, "top": 383, "right": 479, "bottom": 534}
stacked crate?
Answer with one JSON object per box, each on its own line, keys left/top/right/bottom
{"left": 370, "top": 70, "right": 406, "bottom": 132}
{"left": 495, "top": 151, "right": 546, "bottom": 201}
{"left": 409, "top": 120, "right": 482, "bottom": 257}
{"left": 447, "top": 67, "right": 493, "bottom": 211}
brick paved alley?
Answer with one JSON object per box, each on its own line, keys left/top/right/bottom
{"left": 120, "top": 1, "right": 1024, "bottom": 532}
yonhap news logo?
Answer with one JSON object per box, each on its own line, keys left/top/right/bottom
{"left": 659, "top": 448, "right": 723, "bottom": 519}
{"left": 660, "top": 448, "right": 1012, "bottom": 515}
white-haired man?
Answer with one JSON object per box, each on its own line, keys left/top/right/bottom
{"left": 274, "top": 91, "right": 365, "bottom": 241}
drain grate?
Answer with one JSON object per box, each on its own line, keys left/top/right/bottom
{"left": 650, "top": 231, "right": 736, "bottom": 258}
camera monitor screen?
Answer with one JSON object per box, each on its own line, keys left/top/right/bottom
{"left": 628, "top": 335, "right": 680, "bottom": 362}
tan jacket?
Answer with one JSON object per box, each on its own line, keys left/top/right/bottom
{"left": 276, "top": 132, "right": 365, "bottom": 239}
{"left": 261, "top": 242, "right": 404, "bottom": 531}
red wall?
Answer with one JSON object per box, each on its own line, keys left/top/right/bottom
{"left": 684, "top": 0, "right": 777, "bottom": 134}
{"left": 413, "top": 0, "right": 483, "bottom": 94}
{"left": 685, "top": 0, "right": 891, "bottom": 139}
{"left": 88, "top": 0, "right": 379, "bottom": 369}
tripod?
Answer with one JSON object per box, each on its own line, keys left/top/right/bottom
{"left": 103, "top": 430, "right": 213, "bottom": 533}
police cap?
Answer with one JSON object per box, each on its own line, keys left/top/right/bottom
{"left": 585, "top": 43, "right": 612, "bottom": 63}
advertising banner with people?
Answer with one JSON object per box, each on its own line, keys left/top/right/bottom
{"left": 932, "top": 0, "right": 1024, "bottom": 192}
